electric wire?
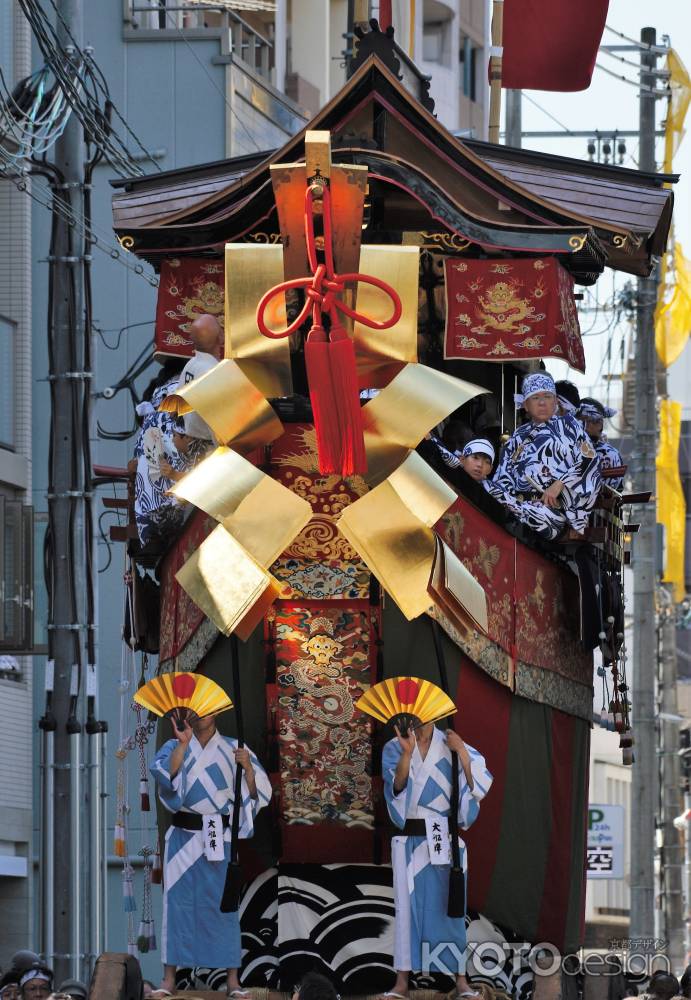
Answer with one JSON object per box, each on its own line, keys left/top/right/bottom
{"left": 601, "top": 46, "right": 670, "bottom": 77}
{"left": 37, "top": 0, "right": 164, "bottom": 171}
{"left": 521, "top": 91, "right": 574, "bottom": 135}
{"left": 595, "top": 60, "right": 668, "bottom": 97}
{"left": 0, "top": 154, "right": 159, "bottom": 286}
{"left": 17, "top": 0, "right": 144, "bottom": 176}
{"left": 604, "top": 24, "right": 670, "bottom": 55}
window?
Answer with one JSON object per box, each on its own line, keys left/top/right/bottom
{"left": 422, "top": 0, "right": 453, "bottom": 67}
{"left": 0, "top": 316, "right": 15, "bottom": 449}
{"left": 0, "top": 497, "right": 34, "bottom": 652}
{"left": 460, "top": 35, "right": 477, "bottom": 101}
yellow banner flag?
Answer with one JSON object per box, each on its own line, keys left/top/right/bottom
{"left": 655, "top": 242, "right": 691, "bottom": 368}
{"left": 663, "top": 49, "right": 691, "bottom": 175}
{"left": 656, "top": 399, "right": 686, "bottom": 602}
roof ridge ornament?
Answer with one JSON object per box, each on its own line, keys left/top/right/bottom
{"left": 349, "top": 18, "right": 435, "bottom": 116}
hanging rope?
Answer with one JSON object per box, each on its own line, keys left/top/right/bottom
{"left": 257, "top": 181, "right": 402, "bottom": 476}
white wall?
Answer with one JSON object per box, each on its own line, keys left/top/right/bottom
{"left": 585, "top": 728, "right": 632, "bottom": 924}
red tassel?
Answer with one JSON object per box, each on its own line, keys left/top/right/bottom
{"left": 140, "top": 779, "right": 150, "bottom": 813}
{"left": 305, "top": 325, "right": 340, "bottom": 473}
{"left": 328, "top": 325, "right": 366, "bottom": 475}
{"left": 152, "top": 845, "right": 162, "bottom": 885}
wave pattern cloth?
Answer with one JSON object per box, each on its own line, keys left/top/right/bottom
{"left": 485, "top": 413, "right": 602, "bottom": 539}
{"left": 595, "top": 437, "right": 624, "bottom": 490}
{"left": 176, "top": 864, "right": 535, "bottom": 996}
{"left": 384, "top": 726, "right": 493, "bottom": 975}
{"left": 133, "top": 377, "right": 208, "bottom": 546}
{"left": 151, "top": 731, "right": 271, "bottom": 967}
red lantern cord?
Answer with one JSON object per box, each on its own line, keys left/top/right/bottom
{"left": 256, "top": 182, "right": 402, "bottom": 476}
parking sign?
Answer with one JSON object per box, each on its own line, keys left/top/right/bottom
{"left": 587, "top": 804, "right": 625, "bottom": 879}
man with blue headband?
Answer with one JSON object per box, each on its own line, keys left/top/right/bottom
{"left": 578, "top": 397, "right": 624, "bottom": 490}
{"left": 484, "top": 372, "right": 602, "bottom": 540}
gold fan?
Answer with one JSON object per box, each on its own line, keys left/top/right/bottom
{"left": 134, "top": 672, "right": 233, "bottom": 727}
{"left": 355, "top": 676, "right": 456, "bottom": 736}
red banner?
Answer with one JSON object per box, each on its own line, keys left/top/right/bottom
{"left": 154, "top": 257, "right": 224, "bottom": 358}
{"left": 443, "top": 256, "right": 585, "bottom": 371}
{"left": 502, "top": 0, "right": 608, "bottom": 92}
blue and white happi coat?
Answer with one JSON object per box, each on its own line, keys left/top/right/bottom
{"left": 484, "top": 413, "right": 602, "bottom": 540}
{"left": 152, "top": 732, "right": 272, "bottom": 968}
{"left": 383, "top": 727, "right": 492, "bottom": 975}
{"left": 594, "top": 436, "right": 624, "bottom": 490}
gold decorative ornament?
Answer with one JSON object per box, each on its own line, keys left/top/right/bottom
{"left": 567, "top": 234, "right": 588, "bottom": 251}
{"left": 420, "top": 232, "right": 473, "bottom": 253}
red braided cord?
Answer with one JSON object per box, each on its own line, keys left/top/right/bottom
{"left": 256, "top": 183, "right": 402, "bottom": 340}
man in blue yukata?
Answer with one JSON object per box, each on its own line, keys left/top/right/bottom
{"left": 151, "top": 711, "right": 272, "bottom": 998}
{"left": 380, "top": 722, "right": 492, "bottom": 1000}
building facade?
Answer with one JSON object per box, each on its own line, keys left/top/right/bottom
{"left": 0, "top": 0, "right": 34, "bottom": 968}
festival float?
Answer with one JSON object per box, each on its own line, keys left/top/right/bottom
{"left": 101, "top": 26, "right": 673, "bottom": 999}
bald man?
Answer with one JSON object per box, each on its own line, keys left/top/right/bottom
{"left": 179, "top": 313, "right": 223, "bottom": 441}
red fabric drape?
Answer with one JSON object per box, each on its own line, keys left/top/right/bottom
{"left": 501, "top": 0, "right": 609, "bottom": 92}
{"left": 444, "top": 256, "right": 585, "bottom": 372}
{"left": 379, "top": 0, "right": 392, "bottom": 30}
{"left": 154, "top": 257, "right": 224, "bottom": 358}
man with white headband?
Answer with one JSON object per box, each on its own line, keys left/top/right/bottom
{"left": 485, "top": 372, "right": 602, "bottom": 540}
{"left": 459, "top": 439, "right": 495, "bottom": 482}
{"left": 18, "top": 966, "right": 53, "bottom": 999}
{"left": 578, "top": 397, "right": 624, "bottom": 490}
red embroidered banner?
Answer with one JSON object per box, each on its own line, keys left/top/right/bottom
{"left": 443, "top": 256, "right": 585, "bottom": 371}
{"left": 154, "top": 257, "right": 224, "bottom": 358}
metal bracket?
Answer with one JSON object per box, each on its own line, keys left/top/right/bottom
{"left": 47, "top": 372, "right": 93, "bottom": 381}
{"left": 46, "top": 491, "right": 94, "bottom": 499}
{"left": 46, "top": 623, "right": 97, "bottom": 631}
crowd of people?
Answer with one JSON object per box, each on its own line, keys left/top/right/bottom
{"left": 430, "top": 371, "right": 624, "bottom": 542}
{"left": 0, "top": 952, "right": 93, "bottom": 1000}
{"left": 0, "top": 949, "right": 340, "bottom": 1000}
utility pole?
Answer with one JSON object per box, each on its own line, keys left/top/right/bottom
{"left": 44, "top": 0, "right": 87, "bottom": 983}
{"left": 505, "top": 89, "right": 522, "bottom": 147}
{"left": 629, "top": 25, "right": 659, "bottom": 950}
{"left": 659, "top": 589, "right": 683, "bottom": 969}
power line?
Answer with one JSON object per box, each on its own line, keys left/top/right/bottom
{"left": 0, "top": 155, "right": 159, "bottom": 286}
{"left": 38, "top": 0, "right": 164, "bottom": 171}
{"left": 604, "top": 24, "right": 670, "bottom": 55}
{"left": 595, "top": 60, "right": 668, "bottom": 97}
{"left": 18, "top": 0, "right": 146, "bottom": 176}
{"left": 521, "top": 92, "right": 574, "bottom": 135}
{"left": 601, "top": 46, "right": 670, "bottom": 77}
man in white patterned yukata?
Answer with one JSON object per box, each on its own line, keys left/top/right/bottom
{"left": 485, "top": 372, "right": 602, "bottom": 540}
{"left": 380, "top": 723, "right": 492, "bottom": 1000}
{"left": 151, "top": 712, "right": 271, "bottom": 998}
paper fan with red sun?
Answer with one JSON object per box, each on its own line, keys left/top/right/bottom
{"left": 134, "top": 671, "right": 233, "bottom": 726}
{"left": 355, "top": 676, "right": 456, "bottom": 735}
